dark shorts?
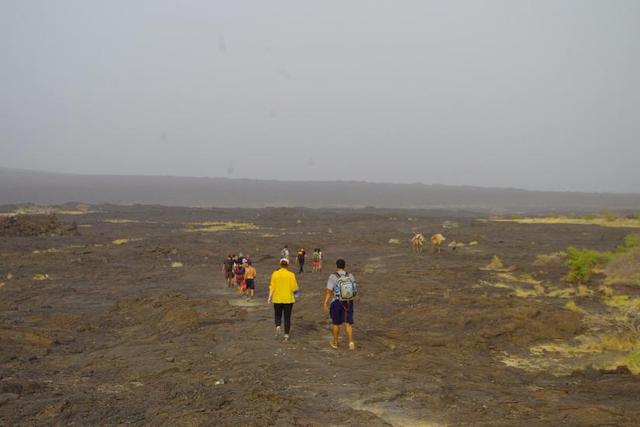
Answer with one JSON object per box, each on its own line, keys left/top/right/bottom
{"left": 225, "top": 270, "right": 233, "bottom": 278}
{"left": 330, "top": 300, "right": 354, "bottom": 325}
{"left": 245, "top": 278, "right": 255, "bottom": 289}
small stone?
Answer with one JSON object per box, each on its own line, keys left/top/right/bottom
{"left": 166, "top": 357, "right": 175, "bottom": 363}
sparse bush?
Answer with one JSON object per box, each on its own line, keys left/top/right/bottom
{"left": 565, "top": 246, "right": 613, "bottom": 284}
{"left": 605, "top": 247, "right": 640, "bottom": 287}
{"left": 533, "top": 251, "right": 567, "bottom": 267}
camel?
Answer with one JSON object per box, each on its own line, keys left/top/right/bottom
{"left": 431, "top": 233, "right": 446, "bottom": 253}
{"left": 411, "top": 233, "right": 425, "bottom": 253}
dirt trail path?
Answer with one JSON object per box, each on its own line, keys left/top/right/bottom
{"left": 204, "top": 268, "right": 442, "bottom": 427}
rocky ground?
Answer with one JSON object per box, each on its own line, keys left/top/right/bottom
{"left": 1, "top": 205, "right": 639, "bottom": 426}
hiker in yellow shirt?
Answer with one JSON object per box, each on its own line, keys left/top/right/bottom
{"left": 268, "top": 258, "right": 299, "bottom": 341}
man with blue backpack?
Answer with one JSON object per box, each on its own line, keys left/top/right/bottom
{"left": 323, "top": 258, "right": 357, "bottom": 350}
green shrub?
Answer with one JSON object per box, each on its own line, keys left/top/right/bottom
{"left": 565, "top": 246, "right": 613, "bottom": 284}
{"left": 616, "top": 234, "right": 640, "bottom": 254}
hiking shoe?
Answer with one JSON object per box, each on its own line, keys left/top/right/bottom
{"left": 330, "top": 340, "right": 338, "bottom": 349}
{"left": 275, "top": 326, "right": 282, "bottom": 337}
{"left": 283, "top": 334, "right": 289, "bottom": 341}
{"left": 349, "top": 342, "right": 355, "bottom": 351}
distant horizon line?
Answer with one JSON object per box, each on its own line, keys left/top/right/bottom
{"left": 1, "top": 165, "right": 638, "bottom": 197}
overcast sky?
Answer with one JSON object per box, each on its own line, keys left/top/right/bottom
{"left": 1, "top": 1, "right": 639, "bottom": 193}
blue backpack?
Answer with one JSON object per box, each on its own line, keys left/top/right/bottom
{"left": 333, "top": 272, "right": 356, "bottom": 301}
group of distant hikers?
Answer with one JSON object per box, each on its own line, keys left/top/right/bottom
{"left": 278, "top": 245, "right": 324, "bottom": 274}
{"left": 221, "top": 246, "right": 357, "bottom": 350}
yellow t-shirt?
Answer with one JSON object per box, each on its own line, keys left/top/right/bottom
{"left": 269, "top": 268, "right": 298, "bottom": 304}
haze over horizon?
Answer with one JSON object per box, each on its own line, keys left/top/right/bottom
{"left": 2, "top": 1, "right": 639, "bottom": 193}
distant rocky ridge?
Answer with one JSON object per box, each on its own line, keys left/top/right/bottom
{"left": 1, "top": 167, "right": 639, "bottom": 213}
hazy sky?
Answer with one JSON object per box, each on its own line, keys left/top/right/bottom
{"left": 2, "top": 1, "right": 639, "bottom": 193}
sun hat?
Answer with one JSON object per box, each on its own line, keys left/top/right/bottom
{"left": 280, "top": 258, "right": 289, "bottom": 264}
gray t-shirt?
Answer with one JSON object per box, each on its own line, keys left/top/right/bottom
{"left": 326, "top": 271, "right": 357, "bottom": 301}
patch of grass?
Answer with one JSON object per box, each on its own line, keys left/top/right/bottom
{"left": 576, "top": 285, "right": 591, "bottom": 297}
{"left": 599, "top": 285, "right": 614, "bottom": 296}
{"left": 112, "top": 239, "right": 130, "bottom": 245}
{"left": 183, "top": 221, "right": 258, "bottom": 233}
{"left": 604, "top": 295, "right": 640, "bottom": 310}
{"left": 0, "top": 205, "right": 93, "bottom": 217}
{"left": 486, "top": 255, "right": 504, "bottom": 270}
{"left": 565, "top": 300, "right": 584, "bottom": 313}
{"left": 546, "top": 287, "right": 575, "bottom": 298}
{"left": 32, "top": 248, "right": 61, "bottom": 254}
{"left": 514, "top": 288, "right": 538, "bottom": 298}
{"left": 490, "top": 216, "right": 640, "bottom": 229}
{"left": 32, "top": 274, "right": 49, "bottom": 281}
{"left": 622, "top": 352, "right": 640, "bottom": 373}
{"left": 171, "top": 262, "right": 183, "bottom": 268}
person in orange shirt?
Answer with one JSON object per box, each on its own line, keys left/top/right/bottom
{"left": 244, "top": 260, "right": 257, "bottom": 300}
{"left": 268, "top": 258, "right": 299, "bottom": 341}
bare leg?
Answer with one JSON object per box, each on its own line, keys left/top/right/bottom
{"left": 331, "top": 324, "right": 339, "bottom": 347}
{"left": 345, "top": 323, "right": 354, "bottom": 344}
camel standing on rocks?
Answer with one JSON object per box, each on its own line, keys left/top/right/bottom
{"left": 411, "top": 233, "right": 425, "bottom": 253}
{"left": 431, "top": 233, "right": 446, "bottom": 253}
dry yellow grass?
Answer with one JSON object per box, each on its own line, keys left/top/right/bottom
{"left": 171, "top": 262, "right": 184, "bottom": 268}
{"left": 564, "top": 300, "right": 585, "bottom": 313}
{"left": 514, "top": 288, "right": 539, "bottom": 298}
{"left": 604, "top": 294, "right": 640, "bottom": 310}
{"left": 32, "top": 248, "right": 62, "bottom": 255}
{"left": 0, "top": 205, "right": 94, "bottom": 217}
{"left": 500, "top": 285, "right": 640, "bottom": 375}
{"left": 485, "top": 255, "right": 504, "bottom": 270}
{"left": 489, "top": 216, "right": 640, "bottom": 229}
{"left": 111, "top": 238, "right": 143, "bottom": 245}
{"left": 32, "top": 274, "right": 49, "bottom": 281}
{"left": 183, "top": 221, "right": 258, "bottom": 233}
